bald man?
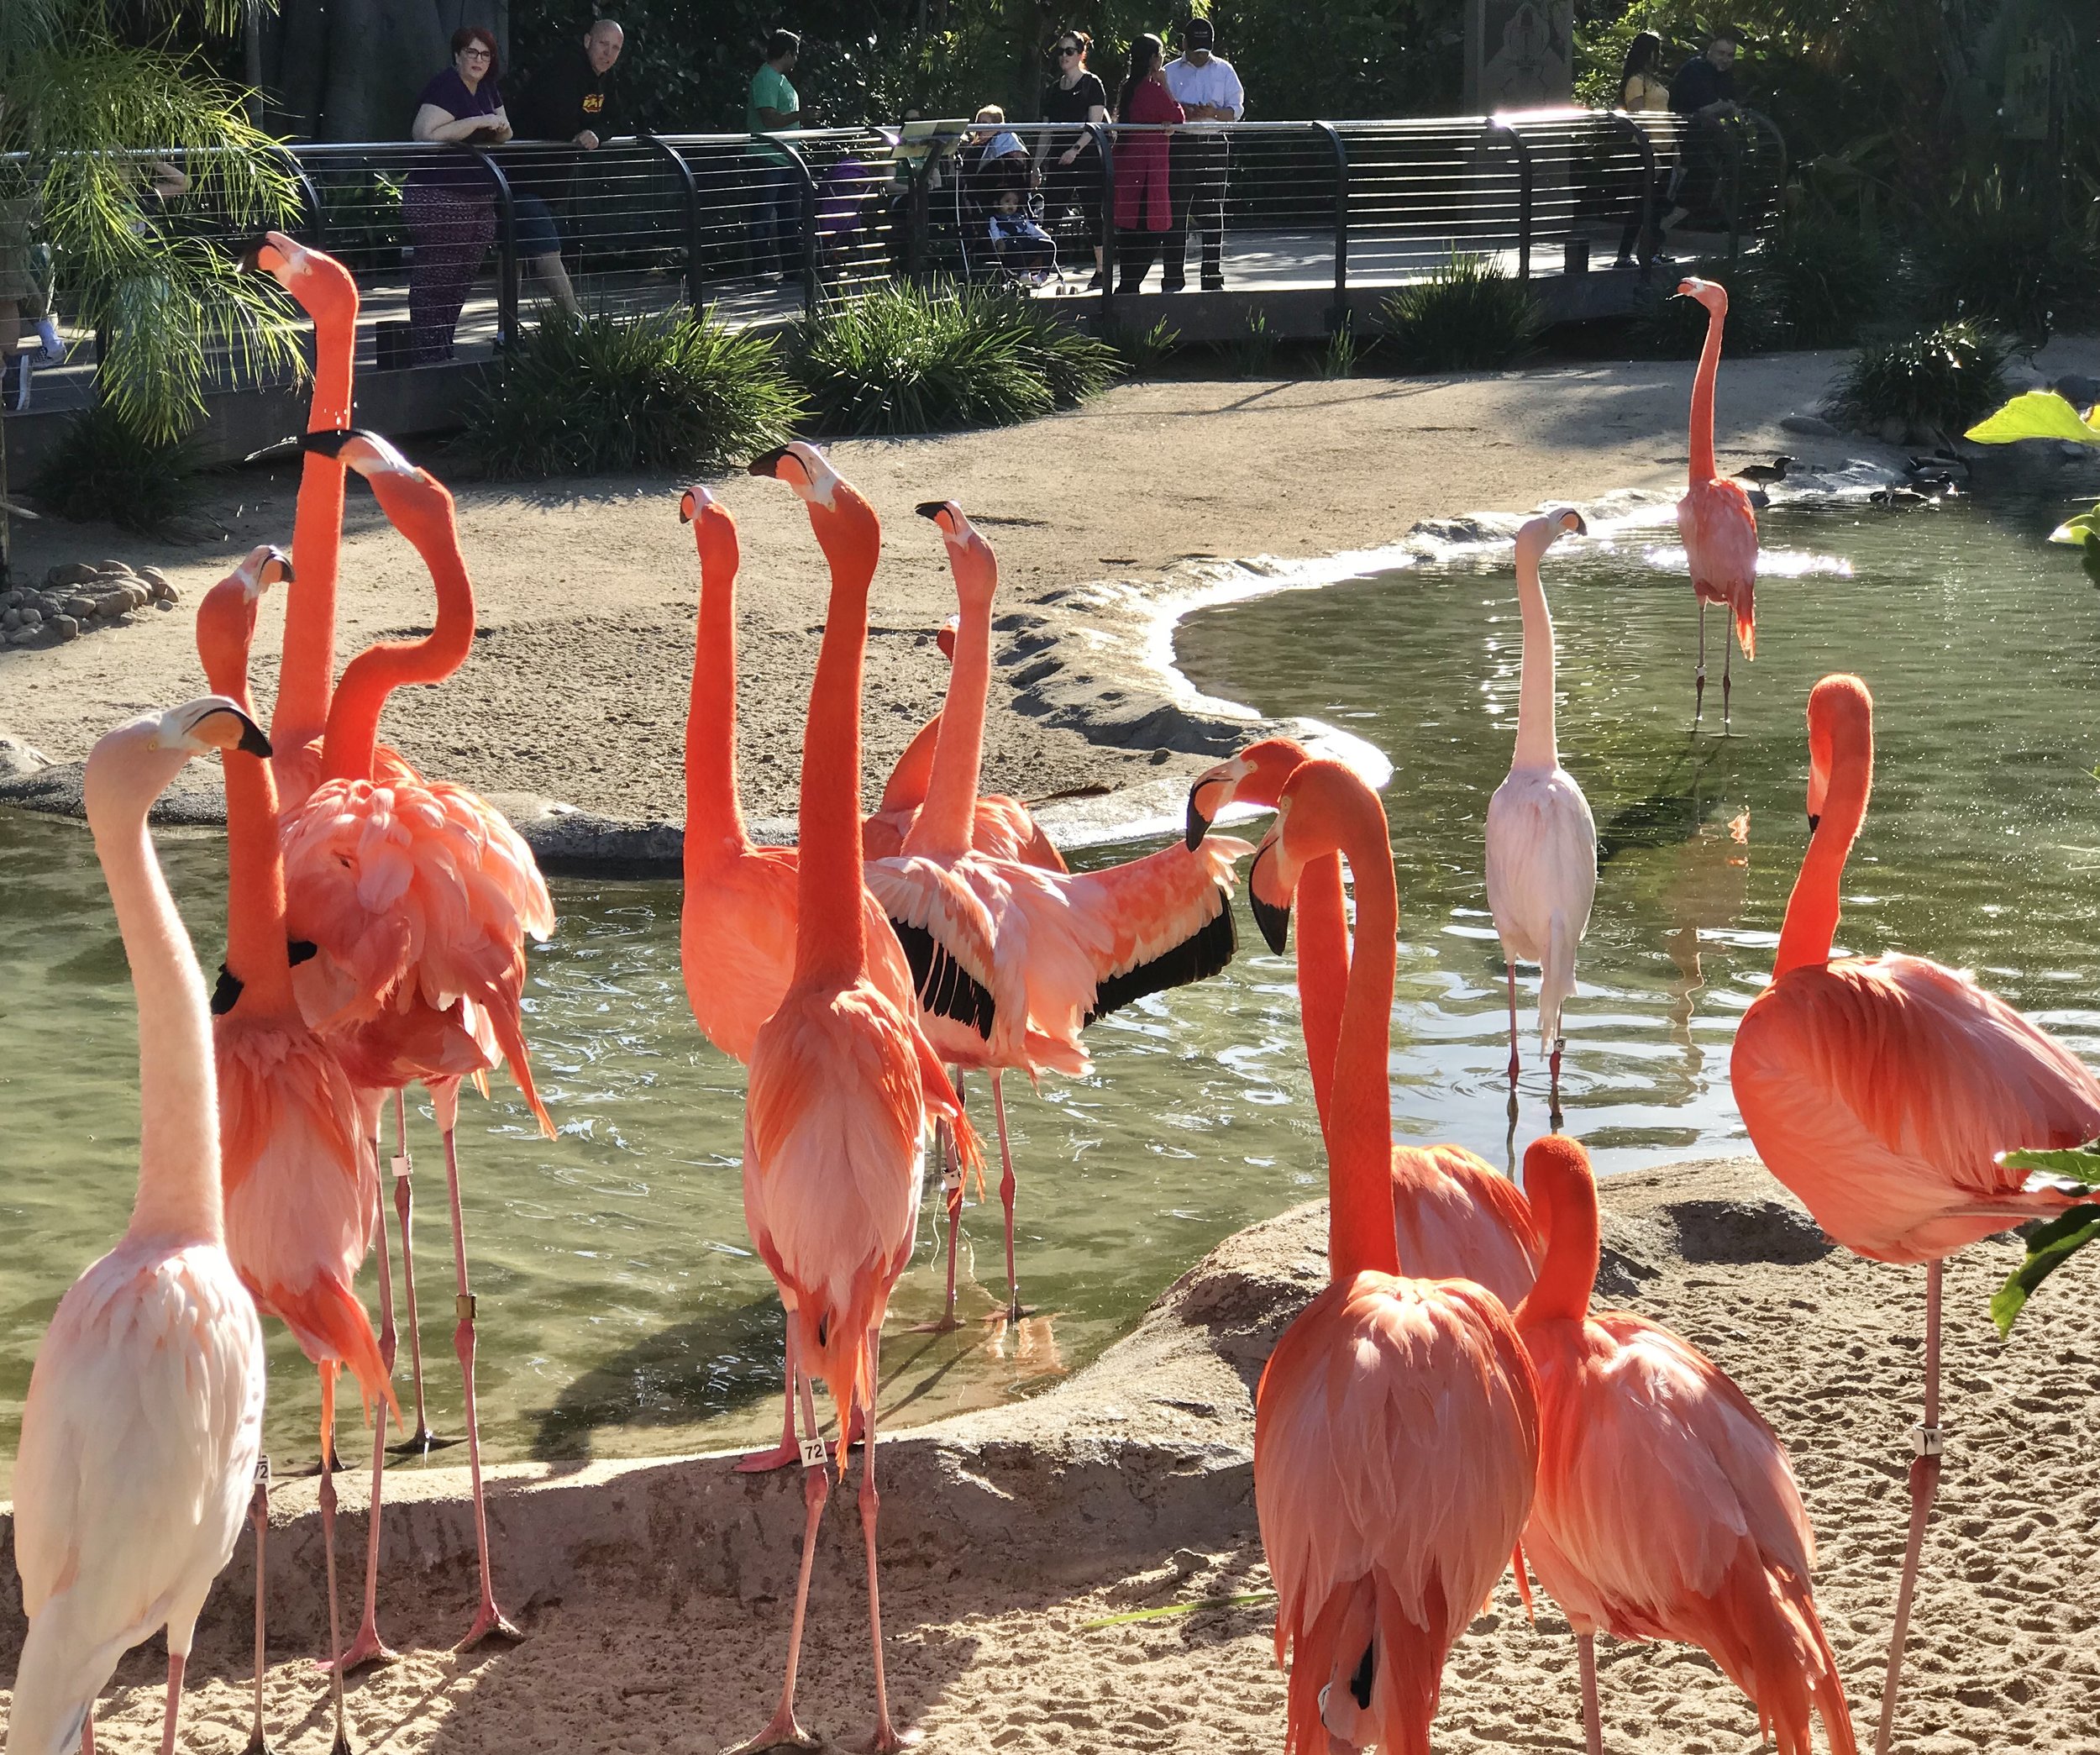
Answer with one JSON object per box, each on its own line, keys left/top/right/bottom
{"left": 514, "top": 18, "right": 630, "bottom": 150}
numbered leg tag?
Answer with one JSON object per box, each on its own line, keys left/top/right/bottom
{"left": 457, "top": 1293, "right": 477, "bottom": 1322}
{"left": 1913, "top": 1424, "right": 1943, "bottom": 1458}
{"left": 255, "top": 1453, "right": 272, "bottom": 1486}
{"left": 942, "top": 1164, "right": 963, "bottom": 1195}
{"left": 391, "top": 1154, "right": 412, "bottom": 1180}
{"left": 797, "top": 1434, "right": 828, "bottom": 1470}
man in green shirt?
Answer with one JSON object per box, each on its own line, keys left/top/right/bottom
{"left": 748, "top": 30, "right": 802, "bottom": 281}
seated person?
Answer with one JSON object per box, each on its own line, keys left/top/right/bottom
{"left": 987, "top": 187, "right": 1053, "bottom": 278}
{"left": 966, "top": 103, "right": 1032, "bottom": 205}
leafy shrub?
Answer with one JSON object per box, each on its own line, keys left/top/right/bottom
{"left": 1915, "top": 198, "right": 2099, "bottom": 347}
{"left": 33, "top": 404, "right": 201, "bottom": 531}
{"left": 466, "top": 307, "right": 803, "bottom": 478}
{"left": 1235, "top": 307, "right": 1278, "bottom": 377}
{"left": 1100, "top": 316, "right": 1180, "bottom": 376}
{"left": 791, "top": 281, "right": 1118, "bottom": 437}
{"left": 1319, "top": 322, "right": 1360, "bottom": 381}
{"left": 1625, "top": 259, "right": 1781, "bottom": 359}
{"left": 1762, "top": 214, "right": 1893, "bottom": 349}
{"left": 1830, "top": 320, "right": 2010, "bottom": 438}
{"left": 1379, "top": 252, "right": 1544, "bottom": 371}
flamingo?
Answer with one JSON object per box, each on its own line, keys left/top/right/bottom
{"left": 860, "top": 495, "right": 1248, "bottom": 1324}
{"left": 197, "top": 547, "right": 400, "bottom": 1717}
{"left": 281, "top": 428, "right": 557, "bottom": 1651}
{"left": 1198, "top": 737, "right": 1541, "bottom": 1306}
{"left": 1247, "top": 757, "right": 1540, "bottom": 1755}
{"left": 1485, "top": 508, "right": 1597, "bottom": 1112}
{"left": 1677, "top": 276, "right": 1758, "bottom": 728}
{"left": 730, "top": 443, "right": 949, "bottom": 1755}
{"left": 9, "top": 697, "right": 269, "bottom": 1755}
{"left": 1514, "top": 1133, "right": 1858, "bottom": 1755}
{"left": 1730, "top": 672, "right": 2100, "bottom": 1753}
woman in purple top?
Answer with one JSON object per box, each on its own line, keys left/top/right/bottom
{"left": 1112, "top": 34, "right": 1183, "bottom": 293}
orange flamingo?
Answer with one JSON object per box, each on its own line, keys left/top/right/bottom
{"left": 1247, "top": 758, "right": 1539, "bottom": 1755}
{"left": 1677, "top": 276, "right": 1758, "bottom": 728}
{"left": 9, "top": 698, "right": 269, "bottom": 1755}
{"left": 197, "top": 546, "right": 401, "bottom": 1716}
{"left": 1196, "top": 737, "right": 1541, "bottom": 1307}
{"left": 281, "top": 428, "right": 556, "bottom": 1651}
{"left": 864, "top": 498, "right": 1247, "bottom": 1325}
{"left": 731, "top": 447, "right": 953, "bottom": 1755}
{"left": 1730, "top": 673, "right": 2100, "bottom": 1752}
{"left": 1515, "top": 1133, "right": 1857, "bottom": 1755}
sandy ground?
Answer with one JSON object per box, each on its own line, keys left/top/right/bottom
{"left": 8, "top": 1157, "right": 2097, "bottom": 1753}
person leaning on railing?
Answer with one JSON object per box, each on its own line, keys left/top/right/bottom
{"left": 1111, "top": 32, "right": 1183, "bottom": 294}
{"left": 1613, "top": 29, "right": 1671, "bottom": 271}
{"left": 1653, "top": 27, "right": 1743, "bottom": 262}
{"left": 508, "top": 18, "right": 630, "bottom": 292}
{"left": 1160, "top": 15, "right": 1242, "bottom": 292}
{"left": 1033, "top": 29, "right": 1110, "bottom": 290}
{"left": 747, "top": 29, "right": 805, "bottom": 282}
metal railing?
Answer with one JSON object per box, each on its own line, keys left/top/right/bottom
{"left": 11, "top": 108, "right": 1782, "bottom": 412}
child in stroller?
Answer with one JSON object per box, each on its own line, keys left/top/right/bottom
{"left": 988, "top": 186, "right": 1055, "bottom": 281}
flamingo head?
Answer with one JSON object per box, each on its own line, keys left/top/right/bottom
{"left": 1247, "top": 758, "right": 1384, "bottom": 953}
{"left": 1674, "top": 276, "right": 1728, "bottom": 317}
{"left": 86, "top": 696, "right": 272, "bottom": 826}
{"left": 748, "top": 440, "right": 844, "bottom": 507}
{"left": 1515, "top": 504, "right": 1586, "bottom": 566}
{"left": 1184, "top": 735, "right": 1312, "bottom": 851}
{"left": 916, "top": 500, "right": 997, "bottom": 608}
{"left": 243, "top": 230, "right": 358, "bottom": 307}
{"left": 301, "top": 428, "right": 453, "bottom": 536}
{"left": 936, "top": 614, "right": 960, "bottom": 661}
{"left": 1519, "top": 1133, "right": 1598, "bottom": 1298}
{"left": 1804, "top": 673, "right": 1873, "bottom": 834}
{"left": 680, "top": 485, "right": 740, "bottom": 575}
{"left": 196, "top": 549, "right": 291, "bottom": 700}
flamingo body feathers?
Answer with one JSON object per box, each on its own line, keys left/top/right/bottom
{"left": 1484, "top": 767, "right": 1597, "bottom": 1051}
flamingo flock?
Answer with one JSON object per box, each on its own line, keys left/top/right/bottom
{"left": 8, "top": 248, "right": 2086, "bottom": 1755}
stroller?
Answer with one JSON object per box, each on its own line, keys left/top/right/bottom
{"left": 957, "top": 136, "right": 1057, "bottom": 286}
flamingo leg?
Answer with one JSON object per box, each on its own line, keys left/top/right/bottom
{"left": 1721, "top": 636, "right": 1734, "bottom": 731}
{"left": 991, "top": 1072, "right": 1026, "bottom": 1322}
{"left": 1505, "top": 964, "right": 1521, "bottom": 1086}
{"left": 727, "top": 1366, "right": 827, "bottom": 1754}
{"left": 1577, "top": 1633, "right": 1604, "bottom": 1755}
{"left": 1693, "top": 602, "right": 1707, "bottom": 724}
{"left": 858, "top": 1327, "right": 918, "bottom": 1752}
{"left": 737, "top": 1325, "right": 808, "bottom": 1474}
{"left": 337, "top": 1178, "right": 398, "bottom": 1671}
{"left": 1873, "top": 1258, "right": 1945, "bottom": 1755}
{"left": 1547, "top": 1038, "right": 1565, "bottom": 1132}
{"left": 443, "top": 1119, "right": 522, "bottom": 1650}
{"left": 391, "top": 1090, "right": 440, "bottom": 1454}
{"left": 81, "top": 1716, "right": 92, "bottom": 1755}
{"left": 158, "top": 1652, "right": 186, "bottom": 1755}
{"left": 912, "top": 1094, "right": 967, "bottom": 1334}
{"left": 244, "top": 1458, "right": 271, "bottom": 1755}
{"left": 316, "top": 1370, "right": 354, "bottom": 1755}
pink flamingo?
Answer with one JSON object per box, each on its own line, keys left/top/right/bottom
{"left": 198, "top": 547, "right": 399, "bottom": 1717}
{"left": 731, "top": 444, "right": 949, "bottom": 1755}
{"left": 281, "top": 428, "right": 556, "bottom": 1651}
{"left": 1515, "top": 1133, "right": 1857, "bottom": 1755}
{"left": 9, "top": 697, "right": 268, "bottom": 1755}
{"left": 1202, "top": 736, "right": 1541, "bottom": 1306}
{"left": 1730, "top": 673, "right": 2100, "bottom": 1752}
{"left": 864, "top": 498, "right": 1248, "bottom": 1324}
{"left": 1485, "top": 509, "right": 1597, "bottom": 1108}
{"left": 1248, "top": 757, "right": 1540, "bottom": 1755}
{"left": 1677, "top": 276, "right": 1758, "bottom": 727}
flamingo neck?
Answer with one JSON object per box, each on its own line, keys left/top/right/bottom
{"left": 685, "top": 533, "right": 753, "bottom": 873}
{"left": 321, "top": 501, "right": 475, "bottom": 781}
{"left": 905, "top": 568, "right": 992, "bottom": 860}
{"left": 879, "top": 712, "right": 942, "bottom": 814}
{"left": 200, "top": 615, "right": 296, "bottom": 1016}
{"left": 272, "top": 300, "right": 355, "bottom": 754}
{"left": 1774, "top": 743, "right": 1872, "bottom": 977}
{"left": 1326, "top": 809, "right": 1401, "bottom": 1284}
{"left": 1294, "top": 850, "right": 1347, "bottom": 1135}
{"left": 794, "top": 510, "right": 876, "bottom": 987}
{"left": 1511, "top": 543, "right": 1559, "bottom": 770}
{"left": 1523, "top": 1157, "right": 1599, "bottom": 1323}
{"left": 91, "top": 770, "right": 223, "bottom": 1247}
{"left": 1688, "top": 299, "right": 1723, "bottom": 485}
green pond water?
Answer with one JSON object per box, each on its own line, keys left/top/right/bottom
{"left": 2, "top": 497, "right": 2093, "bottom": 1488}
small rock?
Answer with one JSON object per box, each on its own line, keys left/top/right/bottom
{"left": 1779, "top": 412, "right": 1838, "bottom": 437}
{"left": 94, "top": 560, "right": 131, "bottom": 575}
{"left": 6, "top": 628, "right": 37, "bottom": 646}
{"left": 155, "top": 599, "right": 176, "bottom": 612}
{"left": 34, "top": 593, "right": 60, "bottom": 617}
{"left": 50, "top": 614, "right": 78, "bottom": 641}
{"left": 64, "top": 596, "right": 94, "bottom": 619}
{"left": 0, "top": 589, "right": 17, "bottom": 610}
{"left": 122, "top": 581, "right": 150, "bottom": 611}
{"left": 1, "top": 607, "right": 18, "bottom": 631}
{"left": 157, "top": 581, "right": 181, "bottom": 603}
{"left": 45, "top": 562, "right": 100, "bottom": 587}
{"left": 18, "top": 606, "right": 42, "bottom": 629}
{"left": 138, "top": 566, "right": 171, "bottom": 591}
{"left": 0, "top": 734, "right": 50, "bottom": 775}
{"left": 95, "top": 590, "right": 134, "bottom": 619}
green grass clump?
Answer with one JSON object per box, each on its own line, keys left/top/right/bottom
{"left": 1830, "top": 320, "right": 2010, "bottom": 438}
{"left": 33, "top": 404, "right": 201, "bottom": 531}
{"left": 1100, "top": 316, "right": 1180, "bottom": 376}
{"left": 1380, "top": 252, "right": 1544, "bottom": 371}
{"left": 1763, "top": 214, "right": 1893, "bottom": 349}
{"left": 465, "top": 307, "right": 804, "bottom": 477}
{"left": 791, "top": 282, "right": 1118, "bottom": 437}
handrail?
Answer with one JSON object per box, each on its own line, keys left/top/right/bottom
{"left": 1481, "top": 118, "right": 1531, "bottom": 283}
{"left": 641, "top": 132, "right": 704, "bottom": 307}
{"left": 469, "top": 146, "right": 520, "bottom": 348}
{"left": 1310, "top": 120, "right": 1349, "bottom": 327}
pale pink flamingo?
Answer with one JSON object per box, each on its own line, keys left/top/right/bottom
{"left": 731, "top": 445, "right": 952, "bottom": 1755}
{"left": 863, "top": 497, "right": 1248, "bottom": 1324}
{"left": 197, "top": 547, "right": 399, "bottom": 1716}
{"left": 9, "top": 698, "right": 268, "bottom": 1755}
{"left": 1730, "top": 672, "right": 2100, "bottom": 1752}
{"left": 281, "top": 428, "right": 556, "bottom": 1650}
{"left": 1247, "top": 758, "right": 1539, "bottom": 1754}
{"left": 1200, "top": 736, "right": 1541, "bottom": 1306}
{"left": 1485, "top": 508, "right": 1597, "bottom": 1111}
{"left": 1677, "top": 276, "right": 1758, "bottom": 727}
{"left": 1515, "top": 1132, "right": 1857, "bottom": 1755}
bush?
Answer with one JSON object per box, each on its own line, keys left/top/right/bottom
{"left": 465, "top": 307, "right": 804, "bottom": 478}
{"left": 1915, "top": 200, "right": 2099, "bottom": 347}
{"left": 1379, "top": 252, "right": 1544, "bottom": 371}
{"left": 33, "top": 404, "right": 201, "bottom": 531}
{"left": 1763, "top": 214, "right": 1893, "bottom": 349}
{"left": 1100, "top": 317, "right": 1181, "bottom": 376}
{"left": 1626, "top": 260, "right": 1782, "bottom": 359}
{"left": 790, "top": 281, "right": 1119, "bottom": 437}
{"left": 1830, "top": 320, "right": 2010, "bottom": 439}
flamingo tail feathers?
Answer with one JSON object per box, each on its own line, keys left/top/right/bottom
{"left": 265, "top": 1274, "right": 402, "bottom": 1433}
{"left": 477, "top": 969, "right": 554, "bottom": 1139}
{"left": 1735, "top": 597, "right": 1756, "bottom": 660}
{"left": 1282, "top": 1573, "right": 1446, "bottom": 1755}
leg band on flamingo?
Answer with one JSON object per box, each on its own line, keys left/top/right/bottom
{"left": 245, "top": 1455, "right": 272, "bottom": 1755}
{"left": 726, "top": 1367, "right": 827, "bottom": 1755}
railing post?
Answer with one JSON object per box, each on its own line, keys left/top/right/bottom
{"left": 1090, "top": 121, "right": 1116, "bottom": 313}
{"left": 1312, "top": 121, "right": 1349, "bottom": 330}
{"left": 276, "top": 144, "right": 328, "bottom": 244}
{"left": 1601, "top": 112, "right": 1656, "bottom": 270}
{"left": 1484, "top": 119, "right": 1532, "bottom": 283}
{"left": 643, "top": 133, "right": 704, "bottom": 307}
{"left": 764, "top": 133, "right": 821, "bottom": 311}
{"left": 906, "top": 148, "right": 935, "bottom": 285}
{"left": 470, "top": 146, "right": 520, "bottom": 347}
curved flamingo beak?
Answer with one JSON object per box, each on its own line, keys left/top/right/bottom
{"left": 160, "top": 696, "right": 272, "bottom": 759}
{"left": 1185, "top": 764, "right": 1242, "bottom": 851}
{"left": 299, "top": 428, "right": 417, "bottom": 479}
{"left": 1248, "top": 826, "right": 1293, "bottom": 953}
{"left": 680, "top": 486, "right": 713, "bottom": 523}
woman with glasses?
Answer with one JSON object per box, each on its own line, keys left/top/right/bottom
{"left": 1032, "top": 31, "right": 1109, "bottom": 289}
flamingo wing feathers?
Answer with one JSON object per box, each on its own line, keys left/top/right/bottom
{"left": 1059, "top": 835, "right": 1251, "bottom": 1026}
{"left": 1678, "top": 479, "right": 1759, "bottom": 658}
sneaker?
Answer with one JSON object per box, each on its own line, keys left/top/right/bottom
{"left": 3, "top": 353, "right": 29, "bottom": 412}
{"left": 1085, "top": 268, "right": 1109, "bottom": 292}
{"left": 1160, "top": 276, "right": 1186, "bottom": 293}
{"left": 34, "top": 317, "right": 64, "bottom": 362}
{"left": 1200, "top": 273, "right": 1225, "bottom": 292}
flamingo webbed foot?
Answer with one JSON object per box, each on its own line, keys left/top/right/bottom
{"left": 863, "top": 1720, "right": 923, "bottom": 1753}
{"left": 388, "top": 1423, "right": 452, "bottom": 1457}
{"left": 325, "top": 1623, "right": 397, "bottom": 1674}
{"left": 455, "top": 1599, "right": 523, "bottom": 1651}
{"left": 908, "top": 1314, "right": 963, "bottom": 1335}
{"left": 734, "top": 1440, "right": 807, "bottom": 1474}
{"left": 724, "top": 1710, "right": 822, "bottom": 1753}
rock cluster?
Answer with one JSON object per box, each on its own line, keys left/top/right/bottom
{"left": 2, "top": 561, "right": 181, "bottom": 646}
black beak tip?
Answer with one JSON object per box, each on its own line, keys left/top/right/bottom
{"left": 1251, "top": 890, "right": 1291, "bottom": 955}
{"left": 1568, "top": 512, "right": 1589, "bottom": 536}
{"left": 238, "top": 235, "right": 270, "bottom": 272}
{"left": 1807, "top": 812, "right": 1820, "bottom": 833}
{"left": 237, "top": 715, "right": 274, "bottom": 759}
{"left": 1184, "top": 795, "right": 1210, "bottom": 853}
{"left": 747, "top": 447, "right": 790, "bottom": 476}
{"left": 297, "top": 428, "right": 363, "bottom": 460}
{"left": 915, "top": 501, "right": 948, "bottom": 521}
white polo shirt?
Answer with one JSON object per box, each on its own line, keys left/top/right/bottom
{"left": 1163, "top": 54, "right": 1244, "bottom": 136}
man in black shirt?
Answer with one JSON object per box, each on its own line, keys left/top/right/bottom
{"left": 1656, "top": 30, "right": 1741, "bottom": 254}
{"left": 1668, "top": 31, "right": 1739, "bottom": 121}
{"left": 513, "top": 19, "right": 630, "bottom": 149}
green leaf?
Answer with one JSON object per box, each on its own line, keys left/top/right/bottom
{"left": 1079, "top": 1591, "right": 1277, "bottom": 1631}
{"left": 1998, "top": 1145, "right": 2100, "bottom": 1186}
{"left": 1965, "top": 392, "right": 2100, "bottom": 447}
{"left": 2050, "top": 510, "right": 2100, "bottom": 547}
{"left": 1992, "top": 1203, "right": 2100, "bottom": 1336}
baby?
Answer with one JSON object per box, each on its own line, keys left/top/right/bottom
{"left": 988, "top": 187, "right": 1054, "bottom": 279}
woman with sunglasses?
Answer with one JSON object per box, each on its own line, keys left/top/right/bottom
{"left": 1032, "top": 30, "right": 1109, "bottom": 288}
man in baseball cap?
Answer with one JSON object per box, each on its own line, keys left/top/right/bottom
{"left": 1162, "top": 15, "right": 1244, "bottom": 292}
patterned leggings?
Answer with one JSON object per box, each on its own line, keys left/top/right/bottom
{"left": 404, "top": 182, "right": 495, "bottom": 365}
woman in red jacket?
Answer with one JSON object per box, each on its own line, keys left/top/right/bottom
{"left": 1113, "top": 34, "right": 1184, "bottom": 293}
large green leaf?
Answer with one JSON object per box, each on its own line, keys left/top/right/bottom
{"left": 1992, "top": 1203, "right": 2100, "bottom": 1336}
{"left": 1965, "top": 392, "right": 2100, "bottom": 447}
{"left": 2050, "top": 510, "right": 2100, "bottom": 548}
{"left": 1998, "top": 1144, "right": 2100, "bottom": 1186}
